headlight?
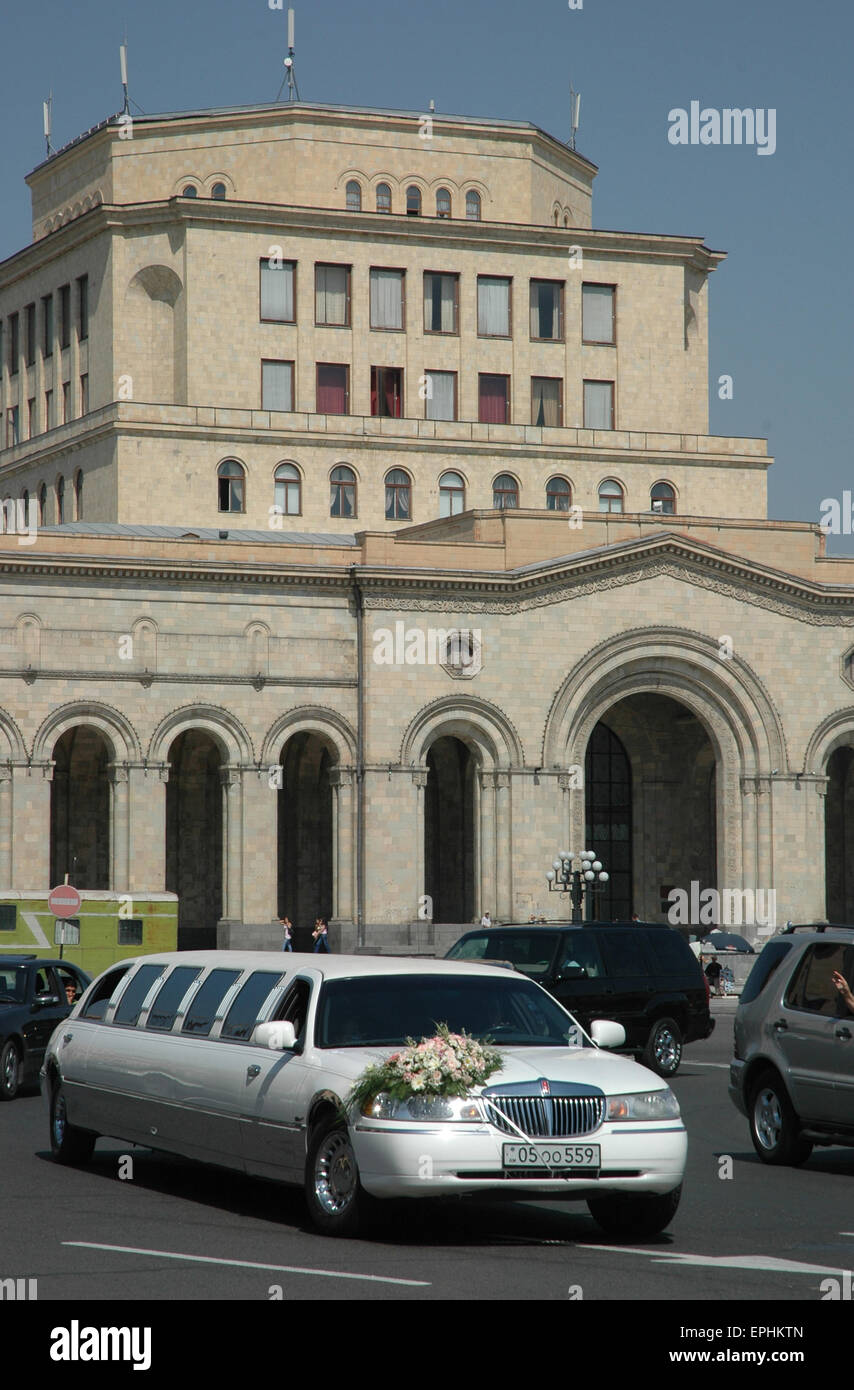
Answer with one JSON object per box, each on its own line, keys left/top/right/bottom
{"left": 605, "top": 1089, "right": 681, "bottom": 1122}
{"left": 361, "top": 1092, "right": 484, "bottom": 1122}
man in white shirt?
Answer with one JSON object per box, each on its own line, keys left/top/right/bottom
{"left": 480, "top": 911, "right": 492, "bottom": 928}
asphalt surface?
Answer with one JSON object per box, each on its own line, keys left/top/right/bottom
{"left": 3, "top": 999, "right": 853, "bottom": 1303}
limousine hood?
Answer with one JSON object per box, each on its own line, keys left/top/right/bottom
{"left": 324, "top": 1044, "right": 658, "bottom": 1096}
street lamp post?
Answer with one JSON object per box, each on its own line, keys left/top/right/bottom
{"left": 546, "top": 849, "right": 609, "bottom": 924}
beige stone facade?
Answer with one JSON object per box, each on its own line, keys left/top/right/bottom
{"left": 0, "top": 100, "right": 850, "bottom": 952}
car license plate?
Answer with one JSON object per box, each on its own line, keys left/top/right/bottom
{"left": 502, "top": 1142, "right": 600, "bottom": 1171}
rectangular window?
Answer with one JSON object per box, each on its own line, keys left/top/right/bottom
{"left": 423, "top": 272, "right": 458, "bottom": 334}
{"left": 478, "top": 373, "right": 510, "bottom": 424}
{"left": 59, "top": 286, "right": 71, "bottom": 349}
{"left": 582, "top": 283, "right": 616, "bottom": 344}
{"left": 529, "top": 280, "right": 563, "bottom": 340}
{"left": 315, "top": 264, "right": 350, "bottom": 326}
{"left": 260, "top": 259, "right": 296, "bottom": 322}
{"left": 6, "top": 406, "right": 19, "bottom": 448}
{"left": 27, "top": 398, "right": 36, "bottom": 437}
{"left": 531, "top": 376, "right": 562, "bottom": 427}
{"left": 76, "top": 276, "right": 88, "bottom": 340}
{"left": 261, "top": 359, "right": 294, "bottom": 412}
{"left": 583, "top": 379, "right": 615, "bottom": 429}
{"left": 316, "top": 363, "right": 349, "bottom": 414}
{"left": 182, "top": 968, "right": 242, "bottom": 1036}
{"left": 117, "top": 919, "right": 144, "bottom": 947}
{"left": 221, "top": 970, "right": 284, "bottom": 1041}
{"left": 477, "top": 276, "right": 511, "bottom": 337}
{"left": 0, "top": 904, "right": 15, "bottom": 930}
{"left": 113, "top": 962, "right": 164, "bottom": 1025}
{"left": 62, "top": 382, "right": 70, "bottom": 423}
{"left": 25, "top": 304, "right": 36, "bottom": 365}
{"left": 146, "top": 966, "right": 203, "bottom": 1031}
{"left": 370, "top": 366, "right": 403, "bottom": 418}
{"left": 370, "top": 268, "right": 405, "bottom": 330}
{"left": 424, "top": 370, "right": 457, "bottom": 421}
{"left": 42, "top": 295, "right": 53, "bottom": 356}
{"left": 44, "top": 390, "right": 53, "bottom": 430}
{"left": 9, "top": 313, "right": 19, "bottom": 373}
{"left": 79, "top": 374, "right": 88, "bottom": 415}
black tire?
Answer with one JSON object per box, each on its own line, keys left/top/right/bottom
{"left": 304, "top": 1113, "right": 375, "bottom": 1237}
{"left": 643, "top": 1017, "right": 683, "bottom": 1077}
{"left": 748, "top": 1069, "right": 812, "bottom": 1166}
{"left": 588, "top": 1184, "right": 682, "bottom": 1240}
{"left": 0, "top": 1039, "right": 21, "bottom": 1100}
{"left": 49, "top": 1081, "right": 97, "bottom": 1165}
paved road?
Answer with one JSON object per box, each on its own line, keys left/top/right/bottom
{"left": 3, "top": 1000, "right": 853, "bottom": 1303}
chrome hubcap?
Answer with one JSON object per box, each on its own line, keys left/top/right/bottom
{"left": 754, "top": 1088, "right": 782, "bottom": 1150}
{"left": 654, "top": 1028, "right": 679, "bottom": 1069}
{"left": 314, "top": 1131, "right": 357, "bottom": 1215}
{"left": 2, "top": 1047, "right": 16, "bottom": 1090}
{"left": 53, "top": 1092, "right": 66, "bottom": 1145}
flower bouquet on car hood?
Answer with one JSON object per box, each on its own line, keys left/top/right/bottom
{"left": 346, "top": 1023, "right": 503, "bottom": 1119}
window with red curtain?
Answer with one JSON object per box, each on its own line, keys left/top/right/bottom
{"left": 478, "top": 373, "right": 509, "bottom": 424}
{"left": 370, "top": 367, "right": 402, "bottom": 418}
{"left": 317, "top": 364, "right": 349, "bottom": 414}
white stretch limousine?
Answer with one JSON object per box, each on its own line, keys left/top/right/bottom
{"left": 42, "top": 951, "right": 687, "bottom": 1237}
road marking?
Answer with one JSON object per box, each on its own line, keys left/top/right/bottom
{"left": 62, "top": 1241, "right": 430, "bottom": 1287}
{"left": 579, "top": 1244, "right": 851, "bottom": 1277}
{"left": 680, "top": 1061, "right": 730, "bottom": 1069}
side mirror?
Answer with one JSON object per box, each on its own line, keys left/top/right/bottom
{"left": 254, "top": 1020, "right": 297, "bottom": 1051}
{"left": 34, "top": 994, "right": 60, "bottom": 1009}
{"left": 558, "top": 965, "right": 586, "bottom": 980}
{"left": 590, "top": 1019, "right": 626, "bottom": 1049}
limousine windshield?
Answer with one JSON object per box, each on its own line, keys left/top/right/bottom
{"left": 315, "top": 974, "right": 586, "bottom": 1049}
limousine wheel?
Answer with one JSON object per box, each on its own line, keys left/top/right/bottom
{"left": 305, "top": 1115, "right": 373, "bottom": 1237}
{"left": 49, "top": 1082, "right": 96, "bottom": 1165}
{"left": 587, "top": 1184, "right": 682, "bottom": 1240}
{"left": 644, "top": 1018, "right": 683, "bottom": 1077}
{"left": 0, "top": 1039, "right": 21, "bottom": 1100}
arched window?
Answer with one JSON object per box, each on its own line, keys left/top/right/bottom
{"left": 20, "top": 488, "right": 29, "bottom": 524}
{"left": 546, "top": 476, "right": 571, "bottom": 512}
{"left": 211, "top": 182, "right": 227, "bottom": 200}
{"left": 346, "top": 180, "right": 362, "bottom": 211}
{"left": 650, "top": 481, "right": 676, "bottom": 515}
{"left": 56, "top": 475, "right": 65, "bottom": 524}
{"left": 182, "top": 185, "right": 198, "bottom": 198}
{"left": 218, "top": 458, "right": 245, "bottom": 512}
{"left": 436, "top": 188, "right": 451, "bottom": 218}
{"left": 466, "top": 190, "right": 481, "bottom": 221}
{"left": 274, "top": 462, "right": 301, "bottom": 517}
{"left": 554, "top": 208, "right": 560, "bottom": 226}
{"left": 406, "top": 185, "right": 422, "bottom": 216}
{"left": 384, "top": 468, "right": 411, "bottom": 521}
{"left": 598, "top": 478, "right": 624, "bottom": 514}
{"left": 439, "top": 471, "right": 465, "bottom": 517}
{"left": 74, "top": 469, "right": 83, "bottom": 520}
{"left": 493, "top": 473, "right": 519, "bottom": 509}
{"left": 376, "top": 183, "right": 391, "bottom": 213}
{"left": 37, "top": 483, "right": 46, "bottom": 525}
{"left": 330, "top": 465, "right": 356, "bottom": 519}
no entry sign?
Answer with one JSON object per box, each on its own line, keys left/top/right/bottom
{"left": 49, "top": 884, "right": 81, "bottom": 919}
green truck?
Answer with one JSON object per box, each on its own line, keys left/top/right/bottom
{"left": 0, "top": 891, "right": 178, "bottom": 976}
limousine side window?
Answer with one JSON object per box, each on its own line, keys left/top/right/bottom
{"left": 146, "top": 966, "right": 204, "bottom": 1031}
{"left": 81, "top": 963, "right": 133, "bottom": 1021}
{"left": 274, "top": 978, "right": 311, "bottom": 1047}
{"left": 221, "top": 971, "right": 284, "bottom": 1041}
{"left": 114, "top": 963, "right": 166, "bottom": 1027}
{"left": 182, "top": 968, "right": 242, "bottom": 1036}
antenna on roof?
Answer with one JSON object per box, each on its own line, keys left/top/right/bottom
{"left": 43, "top": 91, "right": 53, "bottom": 158}
{"left": 120, "top": 38, "right": 130, "bottom": 114}
{"left": 276, "top": 8, "right": 301, "bottom": 102}
{"left": 569, "top": 83, "right": 581, "bottom": 151}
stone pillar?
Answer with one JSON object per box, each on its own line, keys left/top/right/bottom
{"left": 128, "top": 763, "right": 169, "bottom": 896}
{"left": 329, "top": 767, "right": 356, "bottom": 924}
{"left": 241, "top": 766, "right": 279, "bottom": 925}
{"left": 479, "top": 770, "right": 496, "bottom": 919}
{"left": 0, "top": 766, "right": 13, "bottom": 887}
{"left": 220, "top": 766, "right": 244, "bottom": 922}
{"left": 740, "top": 777, "right": 759, "bottom": 893}
{"left": 412, "top": 768, "right": 428, "bottom": 920}
{"left": 767, "top": 774, "right": 828, "bottom": 926}
{"left": 107, "top": 762, "right": 130, "bottom": 893}
{"left": 496, "top": 772, "right": 512, "bottom": 921}
{"left": 13, "top": 762, "right": 52, "bottom": 888}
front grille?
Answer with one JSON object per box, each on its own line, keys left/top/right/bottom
{"left": 484, "top": 1094, "right": 604, "bottom": 1138}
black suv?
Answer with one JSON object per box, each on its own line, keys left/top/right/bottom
{"left": 445, "top": 922, "right": 714, "bottom": 1076}
{"left": 0, "top": 956, "right": 91, "bottom": 1100}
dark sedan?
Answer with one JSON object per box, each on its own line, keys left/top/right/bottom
{"left": 0, "top": 956, "right": 91, "bottom": 1100}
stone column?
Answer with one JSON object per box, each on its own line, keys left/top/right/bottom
{"left": 495, "top": 772, "right": 512, "bottom": 921}
{"left": 220, "top": 766, "right": 244, "bottom": 923}
{"left": 128, "top": 763, "right": 169, "bottom": 896}
{"left": 479, "top": 770, "right": 497, "bottom": 919}
{"left": 13, "top": 762, "right": 52, "bottom": 888}
{"left": 329, "top": 767, "right": 356, "bottom": 924}
{"left": 412, "top": 768, "right": 428, "bottom": 919}
{"left": 767, "top": 774, "right": 828, "bottom": 926}
{"left": 107, "top": 762, "right": 130, "bottom": 893}
{"left": 241, "top": 766, "right": 279, "bottom": 925}
{"left": 0, "top": 766, "right": 13, "bottom": 887}
{"left": 740, "top": 777, "right": 759, "bottom": 894}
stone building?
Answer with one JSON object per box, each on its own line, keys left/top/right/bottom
{"left": 0, "top": 99, "right": 851, "bottom": 950}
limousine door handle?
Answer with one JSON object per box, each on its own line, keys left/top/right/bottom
{"left": 247, "top": 1065, "right": 261, "bottom": 1079}
{"left": 62, "top": 1033, "right": 73, "bottom": 1044}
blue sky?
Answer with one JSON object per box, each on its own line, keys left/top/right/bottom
{"left": 1, "top": 0, "right": 852, "bottom": 546}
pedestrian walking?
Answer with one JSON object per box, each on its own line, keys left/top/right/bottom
{"left": 480, "top": 910, "right": 492, "bottom": 928}
{"left": 312, "top": 917, "right": 331, "bottom": 953}
{"left": 280, "top": 916, "right": 293, "bottom": 951}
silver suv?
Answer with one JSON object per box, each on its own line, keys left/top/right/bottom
{"left": 729, "top": 925, "right": 854, "bottom": 1165}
